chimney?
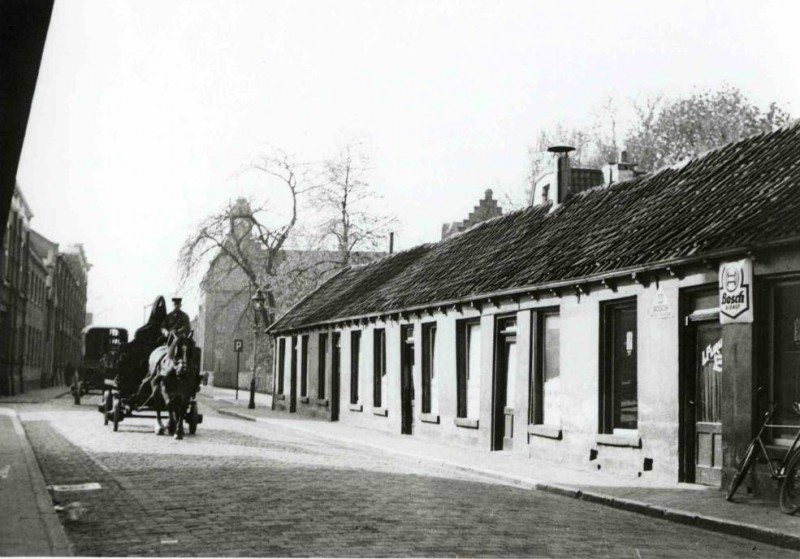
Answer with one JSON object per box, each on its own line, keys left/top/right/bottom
{"left": 547, "top": 145, "right": 575, "bottom": 211}
{"left": 602, "top": 148, "right": 645, "bottom": 186}
{"left": 389, "top": 232, "right": 394, "bottom": 254}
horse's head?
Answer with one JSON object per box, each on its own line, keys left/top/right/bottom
{"left": 164, "top": 336, "right": 196, "bottom": 388}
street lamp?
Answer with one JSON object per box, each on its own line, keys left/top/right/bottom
{"left": 249, "top": 288, "right": 266, "bottom": 409}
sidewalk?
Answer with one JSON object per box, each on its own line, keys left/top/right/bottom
{"left": 0, "top": 404, "right": 72, "bottom": 556}
{"left": 200, "top": 385, "right": 800, "bottom": 552}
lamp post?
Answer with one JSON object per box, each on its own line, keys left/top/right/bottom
{"left": 249, "top": 288, "right": 265, "bottom": 409}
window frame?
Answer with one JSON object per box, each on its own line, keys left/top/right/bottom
{"left": 530, "top": 307, "right": 561, "bottom": 426}
{"left": 277, "top": 337, "right": 286, "bottom": 394}
{"left": 763, "top": 276, "right": 800, "bottom": 445}
{"left": 421, "top": 322, "right": 437, "bottom": 414}
{"left": 350, "top": 330, "right": 361, "bottom": 405}
{"left": 300, "top": 335, "right": 309, "bottom": 398}
{"left": 456, "top": 318, "right": 481, "bottom": 419}
{"left": 373, "top": 328, "right": 386, "bottom": 407}
{"left": 318, "top": 332, "right": 328, "bottom": 400}
{"left": 599, "top": 297, "right": 638, "bottom": 434}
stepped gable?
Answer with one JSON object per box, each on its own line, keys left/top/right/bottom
{"left": 271, "top": 123, "right": 800, "bottom": 333}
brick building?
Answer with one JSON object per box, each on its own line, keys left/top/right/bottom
{"left": 269, "top": 123, "right": 800, "bottom": 497}
{"left": 0, "top": 185, "right": 90, "bottom": 395}
{"left": 441, "top": 189, "right": 503, "bottom": 239}
{"left": 197, "top": 199, "right": 385, "bottom": 391}
{"left": 0, "top": 187, "right": 33, "bottom": 394}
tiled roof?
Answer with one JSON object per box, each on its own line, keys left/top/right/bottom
{"left": 270, "top": 123, "right": 800, "bottom": 333}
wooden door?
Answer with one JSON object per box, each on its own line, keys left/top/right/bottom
{"left": 492, "top": 318, "right": 516, "bottom": 451}
{"left": 691, "top": 320, "right": 723, "bottom": 486}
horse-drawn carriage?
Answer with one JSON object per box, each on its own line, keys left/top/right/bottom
{"left": 71, "top": 326, "right": 129, "bottom": 405}
{"left": 98, "top": 296, "right": 203, "bottom": 439}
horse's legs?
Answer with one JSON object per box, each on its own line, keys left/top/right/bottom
{"left": 173, "top": 398, "right": 185, "bottom": 440}
{"left": 154, "top": 407, "right": 166, "bottom": 436}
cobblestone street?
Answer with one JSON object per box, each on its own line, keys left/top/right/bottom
{"left": 16, "top": 394, "right": 795, "bottom": 557}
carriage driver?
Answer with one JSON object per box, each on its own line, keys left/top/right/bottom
{"left": 135, "top": 297, "right": 190, "bottom": 399}
{"left": 162, "top": 297, "right": 191, "bottom": 339}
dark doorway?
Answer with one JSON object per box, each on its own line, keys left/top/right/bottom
{"left": 331, "top": 332, "right": 341, "bottom": 421}
{"left": 492, "top": 316, "right": 517, "bottom": 451}
{"left": 680, "top": 288, "right": 722, "bottom": 486}
{"left": 289, "top": 336, "right": 298, "bottom": 412}
{"left": 401, "top": 325, "right": 415, "bottom": 435}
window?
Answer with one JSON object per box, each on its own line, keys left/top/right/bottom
{"left": 277, "top": 338, "right": 286, "bottom": 394}
{"left": 300, "top": 335, "right": 309, "bottom": 397}
{"left": 421, "top": 323, "right": 437, "bottom": 413}
{"left": 373, "top": 329, "right": 386, "bottom": 407}
{"left": 350, "top": 331, "right": 361, "bottom": 404}
{"left": 767, "top": 278, "right": 800, "bottom": 443}
{"left": 318, "top": 333, "right": 327, "bottom": 400}
{"left": 456, "top": 320, "right": 482, "bottom": 419}
{"left": 531, "top": 309, "right": 560, "bottom": 425}
{"left": 600, "top": 299, "right": 638, "bottom": 433}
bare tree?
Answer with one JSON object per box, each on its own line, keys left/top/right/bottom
{"left": 179, "top": 149, "right": 318, "bottom": 328}
{"left": 314, "top": 141, "right": 397, "bottom": 267}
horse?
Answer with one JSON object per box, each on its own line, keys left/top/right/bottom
{"left": 147, "top": 333, "right": 198, "bottom": 440}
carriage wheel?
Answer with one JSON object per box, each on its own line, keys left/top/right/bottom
{"left": 188, "top": 402, "right": 198, "bottom": 435}
{"left": 103, "top": 391, "right": 112, "bottom": 426}
{"left": 112, "top": 397, "right": 122, "bottom": 432}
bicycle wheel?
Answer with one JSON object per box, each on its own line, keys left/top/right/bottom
{"left": 780, "top": 450, "right": 800, "bottom": 514}
{"left": 726, "top": 441, "right": 757, "bottom": 501}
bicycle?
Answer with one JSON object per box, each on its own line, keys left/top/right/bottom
{"left": 726, "top": 402, "right": 800, "bottom": 514}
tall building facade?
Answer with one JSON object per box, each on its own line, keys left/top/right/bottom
{"left": 0, "top": 185, "right": 90, "bottom": 395}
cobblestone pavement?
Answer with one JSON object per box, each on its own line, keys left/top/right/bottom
{"left": 17, "top": 395, "right": 796, "bottom": 557}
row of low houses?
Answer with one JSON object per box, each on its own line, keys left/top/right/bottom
{"left": 267, "top": 123, "right": 800, "bottom": 497}
{"left": 0, "top": 185, "right": 90, "bottom": 395}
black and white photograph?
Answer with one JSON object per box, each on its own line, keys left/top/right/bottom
{"left": 3, "top": 0, "right": 800, "bottom": 556}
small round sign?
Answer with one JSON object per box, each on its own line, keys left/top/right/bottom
{"left": 723, "top": 266, "right": 740, "bottom": 292}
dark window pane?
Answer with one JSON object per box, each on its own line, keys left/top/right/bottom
{"left": 300, "top": 335, "right": 309, "bottom": 397}
{"left": 611, "top": 305, "right": 637, "bottom": 430}
{"left": 774, "top": 281, "right": 800, "bottom": 441}
{"left": 350, "top": 331, "right": 360, "bottom": 404}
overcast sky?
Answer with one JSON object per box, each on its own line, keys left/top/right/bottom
{"left": 17, "top": 0, "right": 800, "bottom": 334}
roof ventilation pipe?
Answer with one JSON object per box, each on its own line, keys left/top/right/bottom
{"left": 547, "top": 145, "right": 575, "bottom": 212}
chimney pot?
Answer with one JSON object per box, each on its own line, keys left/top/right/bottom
{"left": 547, "top": 145, "right": 575, "bottom": 210}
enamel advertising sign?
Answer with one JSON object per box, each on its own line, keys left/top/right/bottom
{"left": 719, "top": 259, "right": 753, "bottom": 324}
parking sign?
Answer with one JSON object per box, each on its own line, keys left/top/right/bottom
{"left": 234, "top": 339, "right": 244, "bottom": 352}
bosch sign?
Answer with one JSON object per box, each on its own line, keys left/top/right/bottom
{"left": 719, "top": 259, "right": 753, "bottom": 324}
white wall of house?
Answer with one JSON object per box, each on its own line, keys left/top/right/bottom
{"left": 272, "top": 265, "right": 765, "bottom": 482}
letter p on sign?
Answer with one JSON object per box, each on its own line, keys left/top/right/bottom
{"left": 234, "top": 339, "right": 244, "bottom": 353}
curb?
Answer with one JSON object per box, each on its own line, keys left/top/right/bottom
{"left": 0, "top": 408, "right": 73, "bottom": 556}
{"left": 218, "top": 409, "right": 257, "bottom": 422}
{"left": 212, "top": 404, "right": 800, "bottom": 552}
